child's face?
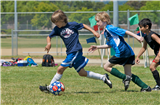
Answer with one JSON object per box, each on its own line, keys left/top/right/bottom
{"left": 139, "top": 25, "right": 149, "bottom": 33}
{"left": 54, "top": 21, "right": 66, "bottom": 28}
{"left": 95, "top": 18, "right": 106, "bottom": 28}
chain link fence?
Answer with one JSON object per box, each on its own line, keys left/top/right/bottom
{"left": 1, "top": 10, "right": 160, "bottom": 56}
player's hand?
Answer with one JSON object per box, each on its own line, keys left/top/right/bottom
{"left": 93, "top": 32, "right": 100, "bottom": 38}
{"left": 45, "top": 43, "right": 51, "bottom": 53}
{"left": 135, "top": 57, "right": 140, "bottom": 64}
{"left": 88, "top": 45, "right": 97, "bottom": 53}
{"left": 137, "top": 36, "right": 144, "bottom": 43}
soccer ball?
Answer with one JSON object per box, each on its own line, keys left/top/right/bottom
{"left": 49, "top": 81, "right": 65, "bottom": 95}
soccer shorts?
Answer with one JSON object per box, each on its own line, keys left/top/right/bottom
{"left": 109, "top": 55, "right": 135, "bottom": 66}
{"left": 61, "top": 51, "right": 89, "bottom": 72}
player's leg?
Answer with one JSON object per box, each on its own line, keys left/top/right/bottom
{"left": 49, "top": 51, "right": 80, "bottom": 84}
{"left": 50, "top": 66, "right": 68, "bottom": 85}
{"left": 123, "top": 65, "right": 132, "bottom": 91}
{"left": 78, "top": 68, "right": 112, "bottom": 88}
{"left": 131, "top": 73, "right": 151, "bottom": 92}
{"left": 104, "top": 60, "right": 126, "bottom": 80}
{"left": 39, "top": 66, "right": 68, "bottom": 93}
{"left": 124, "top": 65, "right": 132, "bottom": 76}
{"left": 123, "top": 65, "right": 151, "bottom": 91}
{"left": 151, "top": 50, "right": 160, "bottom": 90}
{"left": 150, "top": 61, "right": 160, "bottom": 90}
{"left": 73, "top": 51, "right": 112, "bottom": 88}
{"left": 39, "top": 53, "right": 74, "bottom": 93}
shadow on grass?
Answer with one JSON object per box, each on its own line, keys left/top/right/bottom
{"left": 120, "top": 90, "right": 139, "bottom": 92}
{"left": 71, "top": 89, "right": 139, "bottom": 94}
{"left": 41, "top": 90, "right": 139, "bottom": 96}
{"left": 65, "top": 89, "right": 137, "bottom": 94}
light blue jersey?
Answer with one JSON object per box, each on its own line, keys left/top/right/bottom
{"left": 104, "top": 25, "right": 134, "bottom": 58}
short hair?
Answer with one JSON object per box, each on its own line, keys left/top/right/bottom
{"left": 138, "top": 18, "right": 152, "bottom": 29}
{"left": 95, "top": 12, "right": 111, "bottom": 25}
{"left": 51, "top": 10, "right": 68, "bottom": 23}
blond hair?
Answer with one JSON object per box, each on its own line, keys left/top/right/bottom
{"left": 95, "top": 12, "right": 111, "bottom": 25}
{"left": 51, "top": 10, "right": 68, "bottom": 23}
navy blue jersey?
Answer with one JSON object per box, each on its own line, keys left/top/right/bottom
{"left": 49, "top": 22, "right": 84, "bottom": 54}
{"left": 104, "top": 25, "right": 134, "bottom": 58}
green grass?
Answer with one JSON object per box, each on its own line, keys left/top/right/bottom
{"left": 1, "top": 65, "right": 160, "bottom": 105}
{"left": 1, "top": 36, "right": 142, "bottom": 49}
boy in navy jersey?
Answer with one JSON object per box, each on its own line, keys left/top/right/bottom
{"left": 88, "top": 12, "right": 151, "bottom": 92}
{"left": 136, "top": 18, "right": 160, "bottom": 91}
{"left": 39, "top": 10, "right": 112, "bottom": 93}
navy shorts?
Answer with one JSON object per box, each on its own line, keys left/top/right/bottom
{"left": 61, "top": 51, "right": 89, "bottom": 72}
{"left": 109, "top": 55, "right": 135, "bottom": 66}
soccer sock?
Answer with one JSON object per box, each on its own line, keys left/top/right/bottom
{"left": 86, "top": 71, "right": 105, "bottom": 81}
{"left": 152, "top": 70, "right": 160, "bottom": 86}
{"left": 131, "top": 74, "right": 148, "bottom": 89}
{"left": 50, "top": 73, "right": 63, "bottom": 85}
{"left": 110, "top": 68, "right": 126, "bottom": 80}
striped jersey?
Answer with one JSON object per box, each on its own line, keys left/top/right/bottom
{"left": 104, "top": 25, "right": 134, "bottom": 58}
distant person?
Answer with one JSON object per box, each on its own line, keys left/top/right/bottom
{"left": 136, "top": 18, "right": 160, "bottom": 91}
{"left": 39, "top": 10, "right": 112, "bottom": 93}
{"left": 88, "top": 12, "right": 151, "bottom": 92}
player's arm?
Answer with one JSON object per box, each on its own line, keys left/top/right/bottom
{"left": 45, "top": 36, "right": 51, "bottom": 53}
{"left": 151, "top": 34, "right": 160, "bottom": 63}
{"left": 135, "top": 40, "right": 147, "bottom": 64}
{"left": 88, "top": 44, "right": 111, "bottom": 53}
{"left": 83, "top": 24, "right": 100, "bottom": 38}
{"left": 125, "top": 30, "right": 143, "bottom": 43}
{"left": 151, "top": 34, "right": 160, "bottom": 45}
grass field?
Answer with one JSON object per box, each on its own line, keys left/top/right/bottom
{"left": 1, "top": 36, "right": 142, "bottom": 49}
{"left": 1, "top": 65, "right": 160, "bottom": 105}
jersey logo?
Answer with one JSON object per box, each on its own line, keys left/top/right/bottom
{"left": 60, "top": 28, "right": 74, "bottom": 38}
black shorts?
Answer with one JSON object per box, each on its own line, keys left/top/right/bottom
{"left": 109, "top": 55, "right": 135, "bottom": 66}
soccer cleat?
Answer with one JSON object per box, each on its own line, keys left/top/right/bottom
{"left": 39, "top": 85, "right": 50, "bottom": 93}
{"left": 104, "top": 74, "right": 112, "bottom": 88}
{"left": 140, "top": 86, "right": 152, "bottom": 92}
{"left": 123, "top": 75, "right": 131, "bottom": 91}
{"left": 152, "top": 85, "right": 160, "bottom": 91}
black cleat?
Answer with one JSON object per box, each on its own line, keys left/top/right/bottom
{"left": 104, "top": 74, "right": 112, "bottom": 88}
{"left": 123, "top": 75, "right": 131, "bottom": 91}
{"left": 140, "top": 86, "right": 152, "bottom": 92}
{"left": 39, "top": 85, "right": 50, "bottom": 93}
{"left": 152, "top": 85, "right": 160, "bottom": 91}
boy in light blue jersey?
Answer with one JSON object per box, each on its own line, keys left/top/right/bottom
{"left": 88, "top": 12, "right": 151, "bottom": 92}
{"left": 39, "top": 10, "right": 112, "bottom": 93}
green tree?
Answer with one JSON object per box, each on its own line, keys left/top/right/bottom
{"left": 1, "top": 1, "right": 14, "bottom": 24}
{"left": 49, "top": 0, "right": 70, "bottom": 11}
{"left": 119, "top": 3, "right": 135, "bottom": 24}
{"left": 52, "top": 1, "right": 105, "bottom": 11}
{"left": 1, "top": 1, "right": 39, "bottom": 27}
{"left": 100, "top": 1, "right": 113, "bottom": 11}
{"left": 31, "top": 2, "right": 59, "bottom": 29}
{"left": 139, "top": 1, "right": 160, "bottom": 25}
{"left": 68, "top": 7, "right": 95, "bottom": 25}
{"left": 100, "top": 1, "right": 135, "bottom": 24}
{"left": 126, "top": 1, "right": 146, "bottom": 10}
{"left": 17, "top": 1, "right": 39, "bottom": 27}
